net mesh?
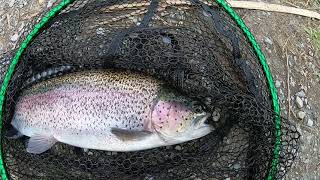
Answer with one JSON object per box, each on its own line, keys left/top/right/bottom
{"left": 0, "top": 0, "right": 300, "bottom": 179}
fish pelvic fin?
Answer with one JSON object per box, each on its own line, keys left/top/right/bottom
{"left": 111, "top": 128, "right": 152, "bottom": 142}
{"left": 5, "top": 126, "right": 24, "bottom": 139}
{"left": 27, "top": 134, "right": 57, "bottom": 154}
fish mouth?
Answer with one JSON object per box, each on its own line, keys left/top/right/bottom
{"left": 193, "top": 112, "right": 211, "bottom": 128}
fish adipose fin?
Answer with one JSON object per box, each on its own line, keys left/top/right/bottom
{"left": 111, "top": 128, "right": 152, "bottom": 142}
{"left": 6, "top": 126, "right": 24, "bottom": 139}
{"left": 27, "top": 134, "right": 57, "bottom": 154}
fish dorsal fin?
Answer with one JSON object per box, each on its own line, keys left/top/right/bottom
{"left": 111, "top": 128, "right": 152, "bottom": 142}
{"left": 5, "top": 126, "right": 24, "bottom": 139}
{"left": 27, "top": 134, "right": 57, "bottom": 154}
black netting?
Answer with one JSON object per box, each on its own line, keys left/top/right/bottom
{"left": 0, "top": 0, "right": 300, "bottom": 179}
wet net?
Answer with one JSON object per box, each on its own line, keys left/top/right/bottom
{"left": 0, "top": 0, "right": 300, "bottom": 179}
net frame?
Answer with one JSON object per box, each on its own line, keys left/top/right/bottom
{"left": 0, "top": 0, "right": 282, "bottom": 179}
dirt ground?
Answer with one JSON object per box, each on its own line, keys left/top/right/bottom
{"left": 0, "top": 0, "right": 319, "bottom": 179}
{"left": 236, "top": 0, "right": 320, "bottom": 179}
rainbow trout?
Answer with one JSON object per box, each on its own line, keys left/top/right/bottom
{"left": 9, "top": 70, "right": 212, "bottom": 154}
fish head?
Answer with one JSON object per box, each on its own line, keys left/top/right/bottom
{"left": 151, "top": 94, "right": 213, "bottom": 142}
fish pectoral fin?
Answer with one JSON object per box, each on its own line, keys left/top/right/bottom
{"left": 6, "top": 126, "right": 24, "bottom": 139}
{"left": 111, "top": 128, "right": 152, "bottom": 142}
{"left": 27, "top": 134, "right": 57, "bottom": 154}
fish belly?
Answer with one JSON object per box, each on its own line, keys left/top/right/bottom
{"left": 54, "top": 132, "right": 168, "bottom": 151}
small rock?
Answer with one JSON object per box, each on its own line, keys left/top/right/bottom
{"left": 174, "top": 145, "right": 182, "bottom": 151}
{"left": 38, "top": 0, "right": 45, "bottom": 5}
{"left": 41, "top": 71, "right": 47, "bottom": 77}
{"left": 18, "top": 0, "right": 27, "bottom": 8}
{"left": 8, "top": 0, "right": 15, "bottom": 7}
{"left": 263, "top": 36, "right": 273, "bottom": 45}
{"left": 233, "top": 163, "right": 241, "bottom": 170}
{"left": 308, "top": 50, "right": 314, "bottom": 57}
{"left": 212, "top": 108, "right": 221, "bottom": 122}
{"left": 47, "top": 0, "right": 56, "bottom": 8}
{"left": 297, "top": 111, "right": 306, "bottom": 120}
{"left": 36, "top": 74, "right": 41, "bottom": 79}
{"left": 307, "top": 119, "right": 313, "bottom": 127}
{"left": 295, "top": 96, "right": 304, "bottom": 109}
{"left": 296, "top": 90, "right": 306, "bottom": 97}
{"left": 83, "top": 148, "right": 88, "bottom": 152}
{"left": 96, "top": 28, "right": 105, "bottom": 35}
{"left": 162, "top": 36, "right": 171, "bottom": 44}
{"left": 10, "top": 33, "right": 19, "bottom": 42}
{"left": 275, "top": 80, "right": 281, "bottom": 88}
{"left": 301, "top": 86, "right": 307, "bottom": 92}
{"left": 88, "top": 151, "right": 93, "bottom": 156}
{"left": 304, "top": 98, "right": 308, "bottom": 105}
{"left": 225, "top": 178, "right": 231, "bottom": 180}
{"left": 202, "top": 10, "right": 211, "bottom": 17}
{"left": 212, "top": 114, "right": 220, "bottom": 122}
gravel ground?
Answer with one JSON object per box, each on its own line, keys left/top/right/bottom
{"left": 0, "top": 0, "right": 319, "bottom": 179}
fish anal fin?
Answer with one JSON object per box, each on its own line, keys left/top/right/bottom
{"left": 111, "top": 128, "right": 152, "bottom": 142}
{"left": 27, "top": 134, "right": 57, "bottom": 154}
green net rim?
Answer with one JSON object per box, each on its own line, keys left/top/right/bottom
{"left": 215, "top": 1, "right": 281, "bottom": 179}
{"left": 0, "top": 0, "right": 281, "bottom": 179}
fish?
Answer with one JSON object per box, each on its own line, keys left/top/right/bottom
{"left": 8, "top": 70, "right": 212, "bottom": 154}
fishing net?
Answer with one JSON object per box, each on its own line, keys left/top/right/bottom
{"left": 0, "top": 0, "right": 300, "bottom": 179}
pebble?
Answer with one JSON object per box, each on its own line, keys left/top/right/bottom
{"left": 275, "top": 80, "right": 281, "bottom": 88}
{"left": 296, "top": 90, "right": 306, "bottom": 97}
{"left": 88, "top": 151, "right": 93, "bottom": 156}
{"left": 41, "top": 71, "right": 47, "bottom": 77}
{"left": 36, "top": 74, "right": 41, "bottom": 79}
{"left": 233, "top": 163, "right": 241, "bottom": 170}
{"left": 296, "top": 96, "right": 304, "bottom": 109}
{"left": 162, "top": 36, "right": 171, "bottom": 44}
{"left": 38, "top": 0, "right": 45, "bottom": 5}
{"left": 297, "top": 111, "right": 306, "bottom": 120}
{"left": 263, "top": 36, "right": 273, "bottom": 45}
{"left": 225, "top": 178, "right": 231, "bottom": 180}
{"left": 307, "top": 119, "right": 314, "bottom": 127}
{"left": 305, "top": 98, "right": 308, "bottom": 105}
{"left": 47, "top": 0, "right": 56, "bottom": 8}
{"left": 174, "top": 145, "right": 182, "bottom": 151}
{"left": 212, "top": 108, "right": 221, "bottom": 122}
{"left": 8, "top": 0, "right": 15, "bottom": 7}
{"left": 10, "top": 33, "right": 19, "bottom": 42}
{"left": 96, "top": 28, "right": 105, "bottom": 35}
